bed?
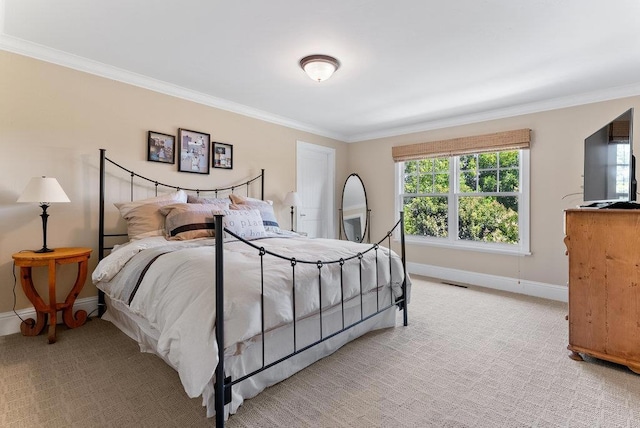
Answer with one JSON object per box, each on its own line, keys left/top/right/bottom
{"left": 93, "top": 149, "right": 410, "bottom": 426}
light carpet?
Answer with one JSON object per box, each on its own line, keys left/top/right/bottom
{"left": 1, "top": 276, "right": 639, "bottom": 427}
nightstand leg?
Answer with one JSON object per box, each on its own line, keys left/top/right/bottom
{"left": 18, "top": 267, "right": 47, "bottom": 336}
{"left": 47, "top": 260, "right": 57, "bottom": 344}
{"left": 61, "top": 259, "right": 88, "bottom": 329}
{"left": 20, "top": 311, "right": 46, "bottom": 336}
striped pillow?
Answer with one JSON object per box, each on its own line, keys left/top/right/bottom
{"left": 160, "top": 202, "right": 229, "bottom": 240}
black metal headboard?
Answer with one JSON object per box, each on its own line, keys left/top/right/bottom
{"left": 97, "top": 148, "right": 264, "bottom": 315}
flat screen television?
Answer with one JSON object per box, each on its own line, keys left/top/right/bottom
{"left": 583, "top": 108, "right": 636, "bottom": 204}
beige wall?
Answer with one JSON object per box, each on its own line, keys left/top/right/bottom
{"left": 3, "top": 48, "right": 639, "bottom": 315}
{"left": 346, "top": 96, "right": 640, "bottom": 287}
{"left": 0, "top": 50, "right": 346, "bottom": 313}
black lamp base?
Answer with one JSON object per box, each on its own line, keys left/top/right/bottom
{"left": 290, "top": 206, "right": 295, "bottom": 232}
{"left": 37, "top": 204, "right": 54, "bottom": 254}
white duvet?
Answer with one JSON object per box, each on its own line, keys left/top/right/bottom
{"left": 92, "top": 234, "right": 407, "bottom": 404}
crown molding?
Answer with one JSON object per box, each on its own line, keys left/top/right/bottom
{"left": 3, "top": 33, "right": 640, "bottom": 145}
{"left": 0, "top": 33, "right": 347, "bottom": 142}
{"left": 345, "top": 82, "right": 640, "bottom": 142}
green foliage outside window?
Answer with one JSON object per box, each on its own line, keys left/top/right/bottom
{"left": 402, "top": 150, "right": 521, "bottom": 244}
{"left": 403, "top": 196, "right": 448, "bottom": 237}
{"left": 458, "top": 196, "right": 519, "bottom": 242}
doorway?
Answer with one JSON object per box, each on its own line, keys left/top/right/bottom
{"left": 295, "top": 141, "right": 335, "bottom": 238}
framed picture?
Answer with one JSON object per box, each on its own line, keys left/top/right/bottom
{"left": 147, "top": 131, "right": 175, "bottom": 164}
{"left": 213, "top": 142, "right": 233, "bottom": 169}
{"left": 178, "top": 128, "right": 210, "bottom": 174}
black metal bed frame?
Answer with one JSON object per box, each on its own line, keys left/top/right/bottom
{"left": 97, "top": 149, "right": 408, "bottom": 427}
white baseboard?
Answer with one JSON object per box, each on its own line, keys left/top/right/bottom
{"left": 407, "top": 262, "right": 568, "bottom": 302}
{"left": 0, "top": 296, "right": 99, "bottom": 337}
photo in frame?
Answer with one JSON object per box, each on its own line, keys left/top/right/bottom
{"left": 147, "top": 131, "right": 175, "bottom": 164}
{"left": 213, "top": 142, "right": 233, "bottom": 169}
{"left": 178, "top": 128, "right": 210, "bottom": 174}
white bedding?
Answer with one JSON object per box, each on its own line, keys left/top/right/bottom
{"left": 92, "top": 234, "right": 408, "bottom": 416}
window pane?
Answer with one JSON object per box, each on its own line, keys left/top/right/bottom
{"left": 434, "top": 173, "right": 449, "bottom": 193}
{"left": 479, "top": 153, "right": 497, "bottom": 169}
{"left": 404, "top": 173, "right": 417, "bottom": 193}
{"left": 404, "top": 161, "right": 417, "bottom": 174}
{"left": 459, "top": 171, "right": 477, "bottom": 192}
{"left": 499, "top": 151, "right": 519, "bottom": 168}
{"left": 434, "top": 158, "right": 449, "bottom": 172}
{"left": 404, "top": 196, "right": 448, "bottom": 238}
{"left": 479, "top": 171, "right": 497, "bottom": 192}
{"left": 616, "top": 143, "right": 630, "bottom": 195}
{"left": 499, "top": 169, "right": 519, "bottom": 192}
{"left": 419, "top": 159, "right": 433, "bottom": 173}
{"left": 419, "top": 174, "right": 433, "bottom": 193}
{"left": 616, "top": 165, "right": 629, "bottom": 195}
{"left": 459, "top": 155, "right": 476, "bottom": 171}
{"left": 458, "top": 196, "right": 519, "bottom": 243}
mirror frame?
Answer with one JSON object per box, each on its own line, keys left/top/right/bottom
{"left": 340, "top": 173, "right": 369, "bottom": 243}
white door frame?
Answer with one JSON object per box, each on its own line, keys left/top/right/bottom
{"left": 296, "top": 141, "right": 336, "bottom": 238}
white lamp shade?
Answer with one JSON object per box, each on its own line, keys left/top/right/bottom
{"left": 284, "top": 191, "right": 302, "bottom": 207}
{"left": 17, "top": 177, "right": 70, "bottom": 204}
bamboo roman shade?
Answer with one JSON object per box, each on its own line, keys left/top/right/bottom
{"left": 392, "top": 128, "right": 531, "bottom": 162}
{"left": 611, "top": 120, "right": 630, "bottom": 138}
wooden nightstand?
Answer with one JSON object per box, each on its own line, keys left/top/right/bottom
{"left": 12, "top": 247, "right": 92, "bottom": 344}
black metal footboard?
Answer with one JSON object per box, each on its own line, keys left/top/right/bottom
{"left": 213, "top": 213, "right": 408, "bottom": 427}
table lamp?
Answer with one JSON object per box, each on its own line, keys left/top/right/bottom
{"left": 283, "top": 191, "right": 302, "bottom": 231}
{"left": 17, "top": 176, "right": 70, "bottom": 253}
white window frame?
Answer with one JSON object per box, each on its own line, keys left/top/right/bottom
{"left": 395, "top": 150, "right": 530, "bottom": 256}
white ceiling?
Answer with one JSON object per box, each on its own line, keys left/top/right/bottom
{"left": 2, "top": 0, "right": 640, "bottom": 142}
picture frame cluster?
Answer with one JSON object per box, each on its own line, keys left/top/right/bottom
{"left": 147, "top": 129, "right": 233, "bottom": 173}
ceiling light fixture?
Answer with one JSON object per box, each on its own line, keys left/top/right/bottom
{"left": 299, "top": 54, "right": 340, "bottom": 82}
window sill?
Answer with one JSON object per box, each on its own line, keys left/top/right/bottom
{"left": 403, "top": 235, "right": 531, "bottom": 256}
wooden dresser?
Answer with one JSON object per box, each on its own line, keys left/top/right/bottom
{"left": 564, "top": 209, "right": 640, "bottom": 373}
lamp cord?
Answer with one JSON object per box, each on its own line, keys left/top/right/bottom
{"left": 12, "top": 261, "right": 33, "bottom": 327}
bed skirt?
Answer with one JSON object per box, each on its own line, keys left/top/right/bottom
{"left": 102, "top": 290, "right": 398, "bottom": 419}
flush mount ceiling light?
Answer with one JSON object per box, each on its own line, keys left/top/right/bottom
{"left": 299, "top": 54, "right": 340, "bottom": 82}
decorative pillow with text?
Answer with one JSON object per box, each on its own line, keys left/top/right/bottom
{"left": 214, "top": 208, "right": 267, "bottom": 240}
{"left": 229, "top": 194, "right": 280, "bottom": 232}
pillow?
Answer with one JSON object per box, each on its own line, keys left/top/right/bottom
{"left": 229, "top": 194, "right": 281, "bottom": 232}
{"left": 187, "top": 194, "right": 232, "bottom": 205}
{"left": 215, "top": 208, "right": 267, "bottom": 240}
{"left": 115, "top": 190, "right": 187, "bottom": 240}
{"left": 228, "top": 194, "right": 256, "bottom": 205}
{"left": 161, "top": 202, "right": 229, "bottom": 240}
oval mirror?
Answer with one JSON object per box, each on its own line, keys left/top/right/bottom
{"left": 341, "top": 173, "right": 368, "bottom": 242}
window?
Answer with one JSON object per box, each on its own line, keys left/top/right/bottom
{"left": 614, "top": 142, "right": 631, "bottom": 198}
{"left": 397, "top": 149, "right": 530, "bottom": 255}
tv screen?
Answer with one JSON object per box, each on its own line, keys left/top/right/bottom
{"left": 583, "top": 109, "right": 635, "bottom": 204}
